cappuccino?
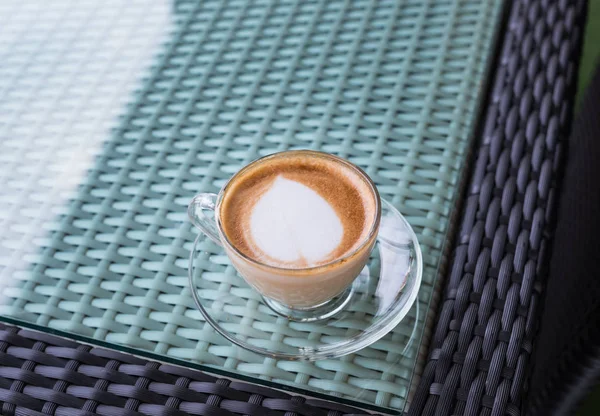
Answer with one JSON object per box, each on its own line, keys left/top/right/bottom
{"left": 185, "top": 150, "right": 382, "bottom": 310}
{"left": 220, "top": 152, "right": 377, "bottom": 269}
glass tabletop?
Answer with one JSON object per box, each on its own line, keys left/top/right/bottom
{"left": 0, "top": 0, "right": 504, "bottom": 413}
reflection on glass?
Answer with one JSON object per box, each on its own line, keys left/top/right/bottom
{"left": 0, "top": 0, "right": 172, "bottom": 304}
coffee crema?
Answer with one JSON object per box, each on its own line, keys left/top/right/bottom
{"left": 219, "top": 153, "right": 377, "bottom": 269}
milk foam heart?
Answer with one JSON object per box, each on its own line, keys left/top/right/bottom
{"left": 219, "top": 151, "right": 378, "bottom": 272}
{"left": 250, "top": 176, "right": 343, "bottom": 265}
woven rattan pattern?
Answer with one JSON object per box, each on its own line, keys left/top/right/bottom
{"left": 408, "top": 0, "right": 586, "bottom": 415}
{"left": 0, "top": 0, "right": 503, "bottom": 411}
{"left": 526, "top": 43, "right": 599, "bottom": 416}
{"left": 0, "top": 323, "right": 379, "bottom": 416}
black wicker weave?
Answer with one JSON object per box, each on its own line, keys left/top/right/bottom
{"left": 0, "top": 323, "right": 377, "bottom": 416}
{"left": 524, "top": 62, "right": 600, "bottom": 416}
{"left": 408, "top": 0, "right": 587, "bottom": 415}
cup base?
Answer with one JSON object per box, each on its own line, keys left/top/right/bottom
{"left": 262, "top": 286, "right": 354, "bottom": 322}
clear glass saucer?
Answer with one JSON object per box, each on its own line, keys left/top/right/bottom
{"left": 188, "top": 199, "right": 422, "bottom": 361}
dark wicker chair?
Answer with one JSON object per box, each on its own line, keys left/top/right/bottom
{"left": 523, "top": 56, "right": 600, "bottom": 416}
{"left": 0, "top": 1, "right": 596, "bottom": 415}
{"left": 408, "top": 0, "right": 595, "bottom": 415}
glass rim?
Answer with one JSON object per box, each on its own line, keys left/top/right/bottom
{"left": 214, "top": 149, "right": 382, "bottom": 274}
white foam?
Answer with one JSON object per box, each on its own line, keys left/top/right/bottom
{"left": 249, "top": 176, "right": 343, "bottom": 266}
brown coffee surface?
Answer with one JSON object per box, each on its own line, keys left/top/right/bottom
{"left": 219, "top": 153, "right": 377, "bottom": 268}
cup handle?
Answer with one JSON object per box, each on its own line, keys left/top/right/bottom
{"left": 188, "top": 193, "right": 222, "bottom": 246}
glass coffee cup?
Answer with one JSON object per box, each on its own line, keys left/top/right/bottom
{"left": 188, "top": 150, "right": 381, "bottom": 321}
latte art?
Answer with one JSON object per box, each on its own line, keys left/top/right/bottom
{"left": 220, "top": 152, "right": 377, "bottom": 269}
{"left": 250, "top": 176, "right": 344, "bottom": 266}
